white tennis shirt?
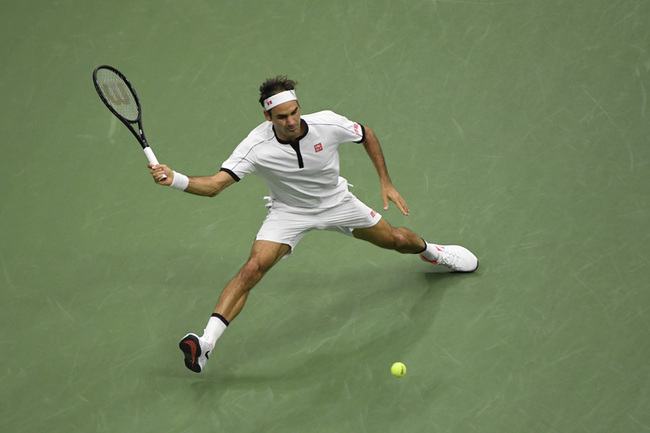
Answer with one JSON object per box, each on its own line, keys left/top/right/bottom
{"left": 221, "top": 110, "right": 366, "bottom": 209}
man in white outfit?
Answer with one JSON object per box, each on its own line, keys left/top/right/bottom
{"left": 149, "top": 76, "right": 478, "bottom": 373}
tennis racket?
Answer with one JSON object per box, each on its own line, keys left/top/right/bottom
{"left": 92, "top": 65, "right": 166, "bottom": 180}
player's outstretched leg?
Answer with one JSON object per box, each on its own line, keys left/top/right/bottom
{"left": 352, "top": 219, "right": 478, "bottom": 273}
{"left": 178, "top": 241, "right": 291, "bottom": 373}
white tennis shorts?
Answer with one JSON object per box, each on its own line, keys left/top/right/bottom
{"left": 256, "top": 191, "right": 382, "bottom": 255}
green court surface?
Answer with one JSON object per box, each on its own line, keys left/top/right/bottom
{"left": 2, "top": 1, "right": 649, "bottom": 432}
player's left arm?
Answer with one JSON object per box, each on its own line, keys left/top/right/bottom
{"left": 361, "top": 126, "right": 410, "bottom": 216}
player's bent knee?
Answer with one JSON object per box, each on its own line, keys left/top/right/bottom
{"left": 241, "top": 256, "right": 275, "bottom": 281}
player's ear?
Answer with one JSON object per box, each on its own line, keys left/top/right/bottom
{"left": 264, "top": 110, "right": 272, "bottom": 121}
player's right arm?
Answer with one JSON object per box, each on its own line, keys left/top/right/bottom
{"left": 149, "top": 164, "right": 236, "bottom": 197}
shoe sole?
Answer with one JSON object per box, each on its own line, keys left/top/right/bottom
{"left": 179, "top": 334, "right": 202, "bottom": 373}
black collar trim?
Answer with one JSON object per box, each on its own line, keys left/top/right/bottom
{"left": 273, "top": 119, "right": 309, "bottom": 144}
{"left": 272, "top": 119, "right": 308, "bottom": 169}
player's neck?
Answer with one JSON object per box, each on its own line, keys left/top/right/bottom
{"left": 274, "top": 119, "right": 308, "bottom": 143}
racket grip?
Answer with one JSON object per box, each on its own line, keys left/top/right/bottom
{"left": 144, "top": 146, "right": 167, "bottom": 180}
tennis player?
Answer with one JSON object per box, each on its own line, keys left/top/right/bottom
{"left": 149, "top": 76, "right": 478, "bottom": 373}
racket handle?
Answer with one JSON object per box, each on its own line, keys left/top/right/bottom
{"left": 144, "top": 147, "right": 167, "bottom": 180}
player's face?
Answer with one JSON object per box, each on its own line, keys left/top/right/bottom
{"left": 265, "top": 101, "right": 302, "bottom": 141}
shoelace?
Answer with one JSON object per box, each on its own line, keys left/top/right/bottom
{"left": 436, "top": 247, "right": 462, "bottom": 270}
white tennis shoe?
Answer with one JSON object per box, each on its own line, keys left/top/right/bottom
{"left": 179, "top": 333, "right": 214, "bottom": 373}
{"left": 420, "top": 244, "right": 479, "bottom": 273}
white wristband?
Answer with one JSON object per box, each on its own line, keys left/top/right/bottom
{"left": 170, "top": 171, "right": 190, "bottom": 191}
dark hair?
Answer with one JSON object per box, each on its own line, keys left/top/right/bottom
{"left": 258, "top": 75, "right": 298, "bottom": 107}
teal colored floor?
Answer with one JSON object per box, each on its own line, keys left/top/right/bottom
{"left": 1, "top": 1, "right": 649, "bottom": 432}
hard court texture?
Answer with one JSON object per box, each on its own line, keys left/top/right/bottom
{"left": 1, "top": 1, "right": 648, "bottom": 432}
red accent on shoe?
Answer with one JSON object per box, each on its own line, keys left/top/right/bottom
{"left": 419, "top": 254, "right": 439, "bottom": 265}
{"left": 186, "top": 340, "right": 197, "bottom": 362}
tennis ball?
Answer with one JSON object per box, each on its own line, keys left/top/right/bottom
{"left": 391, "top": 362, "right": 407, "bottom": 378}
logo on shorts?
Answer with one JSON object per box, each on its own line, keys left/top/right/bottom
{"left": 314, "top": 143, "right": 323, "bottom": 152}
{"left": 370, "top": 210, "right": 377, "bottom": 218}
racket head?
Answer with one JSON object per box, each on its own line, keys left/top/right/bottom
{"left": 93, "top": 65, "right": 142, "bottom": 123}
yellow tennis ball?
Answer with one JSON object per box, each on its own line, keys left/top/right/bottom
{"left": 391, "top": 362, "right": 406, "bottom": 378}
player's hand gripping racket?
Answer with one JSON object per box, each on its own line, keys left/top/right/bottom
{"left": 92, "top": 65, "right": 166, "bottom": 180}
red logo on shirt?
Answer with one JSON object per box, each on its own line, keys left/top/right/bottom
{"left": 354, "top": 123, "right": 360, "bottom": 134}
{"left": 314, "top": 143, "right": 323, "bottom": 152}
{"left": 370, "top": 210, "right": 377, "bottom": 218}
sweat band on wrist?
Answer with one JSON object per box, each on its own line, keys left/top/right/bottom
{"left": 263, "top": 90, "right": 297, "bottom": 111}
{"left": 170, "top": 171, "right": 189, "bottom": 190}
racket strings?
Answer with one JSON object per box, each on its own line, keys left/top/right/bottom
{"left": 95, "top": 69, "right": 140, "bottom": 122}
